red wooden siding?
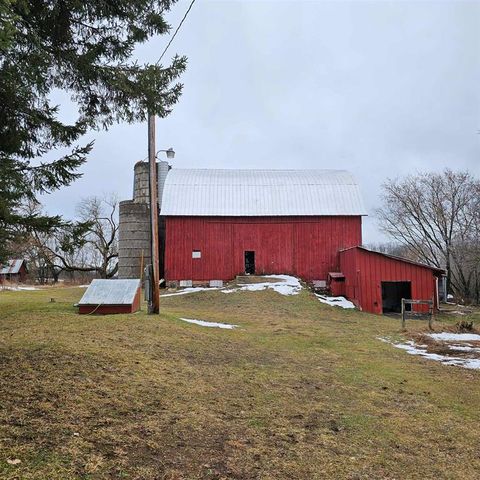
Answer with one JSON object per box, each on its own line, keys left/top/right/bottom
{"left": 0, "top": 263, "right": 28, "bottom": 283}
{"left": 164, "top": 216, "right": 362, "bottom": 282}
{"left": 327, "top": 273, "right": 346, "bottom": 296}
{"left": 340, "top": 247, "right": 440, "bottom": 314}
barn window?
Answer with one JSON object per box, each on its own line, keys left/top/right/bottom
{"left": 192, "top": 250, "right": 201, "bottom": 259}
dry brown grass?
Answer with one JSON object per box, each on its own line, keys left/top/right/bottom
{"left": 0, "top": 286, "right": 479, "bottom": 479}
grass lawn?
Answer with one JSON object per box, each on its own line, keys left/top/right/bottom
{"left": 0, "top": 285, "right": 479, "bottom": 479}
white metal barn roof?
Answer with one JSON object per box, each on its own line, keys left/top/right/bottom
{"left": 79, "top": 279, "right": 141, "bottom": 305}
{"left": 0, "top": 259, "right": 25, "bottom": 275}
{"left": 160, "top": 169, "right": 367, "bottom": 216}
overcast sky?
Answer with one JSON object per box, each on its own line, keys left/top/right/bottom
{"left": 41, "top": 0, "right": 480, "bottom": 243}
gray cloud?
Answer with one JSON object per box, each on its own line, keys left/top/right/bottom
{"left": 41, "top": 0, "right": 480, "bottom": 243}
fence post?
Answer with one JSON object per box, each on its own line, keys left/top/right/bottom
{"left": 401, "top": 298, "right": 406, "bottom": 330}
{"left": 429, "top": 297, "right": 434, "bottom": 330}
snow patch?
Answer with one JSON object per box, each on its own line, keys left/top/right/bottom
{"left": 162, "top": 276, "right": 302, "bottom": 297}
{"left": 379, "top": 337, "right": 480, "bottom": 370}
{"left": 222, "top": 275, "right": 302, "bottom": 296}
{"left": 429, "top": 333, "right": 480, "bottom": 342}
{"left": 448, "top": 344, "right": 480, "bottom": 353}
{"left": 161, "top": 287, "right": 219, "bottom": 297}
{"left": 1, "top": 285, "right": 39, "bottom": 291}
{"left": 179, "top": 318, "right": 238, "bottom": 329}
{"left": 316, "top": 294, "right": 355, "bottom": 309}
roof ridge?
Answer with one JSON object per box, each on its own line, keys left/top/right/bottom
{"left": 170, "top": 168, "right": 352, "bottom": 173}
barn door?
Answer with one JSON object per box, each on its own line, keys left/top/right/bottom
{"left": 244, "top": 251, "right": 255, "bottom": 275}
{"left": 381, "top": 281, "right": 411, "bottom": 313}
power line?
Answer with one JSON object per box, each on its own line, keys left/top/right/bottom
{"left": 156, "top": 0, "right": 197, "bottom": 65}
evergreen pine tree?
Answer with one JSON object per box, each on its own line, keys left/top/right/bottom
{"left": 0, "top": 0, "right": 187, "bottom": 262}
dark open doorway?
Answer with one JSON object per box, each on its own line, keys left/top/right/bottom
{"left": 244, "top": 251, "right": 255, "bottom": 274}
{"left": 381, "top": 281, "right": 411, "bottom": 314}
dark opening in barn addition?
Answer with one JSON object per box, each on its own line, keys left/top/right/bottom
{"left": 381, "top": 281, "right": 411, "bottom": 313}
{"left": 244, "top": 251, "right": 255, "bottom": 274}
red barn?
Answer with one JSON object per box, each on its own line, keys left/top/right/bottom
{"left": 160, "top": 169, "right": 365, "bottom": 283}
{"left": 0, "top": 259, "right": 28, "bottom": 284}
{"left": 338, "top": 246, "right": 444, "bottom": 314}
{"left": 118, "top": 163, "right": 444, "bottom": 315}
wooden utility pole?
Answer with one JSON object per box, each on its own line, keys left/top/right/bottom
{"left": 148, "top": 113, "right": 160, "bottom": 314}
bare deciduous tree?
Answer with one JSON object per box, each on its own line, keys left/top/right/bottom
{"left": 32, "top": 195, "right": 119, "bottom": 280}
{"left": 364, "top": 242, "right": 415, "bottom": 259}
{"left": 377, "top": 169, "right": 480, "bottom": 301}
{"left": 76, "top": 195, "right": 119, "bottom": 278}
